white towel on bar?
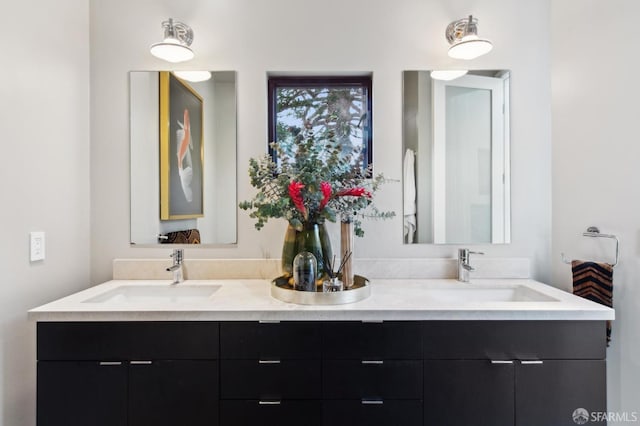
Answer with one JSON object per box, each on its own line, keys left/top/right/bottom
{"left": 403, "top": 148, "right": 416, "bottom": 243}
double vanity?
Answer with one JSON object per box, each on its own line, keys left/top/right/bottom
{"left": 30, "top": 268, "right": 613, "bottom": 426}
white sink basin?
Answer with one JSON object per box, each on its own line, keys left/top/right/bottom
{"left": 82, "top": 285, "right": 221, "bottom": 304}
{"left": 426, "top": 285, "right": 559, "bottom": 303}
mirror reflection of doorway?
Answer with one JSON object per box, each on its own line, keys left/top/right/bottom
{"left": 432, "top": 73, "right": 510, "bottom": 244}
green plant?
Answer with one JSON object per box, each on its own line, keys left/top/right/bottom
{"left": 239, "top": 133, "right": 394, "bottom": 237}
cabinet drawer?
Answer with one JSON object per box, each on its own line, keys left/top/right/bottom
{"left": 322, "top": 400, "right": 422, "bottom": 426}
{"left": 220, "top": 321, "right": 321, "bottom": 359}
{"left": 37, "top": 322, "right": 219, "bottom": 360}
{"left": 220, "top": 400, "right": 321, "bottom": 426}
{"left": 423, "top": 321, "right": 605, "bottom": 360}
{"left": 220, "top": 360, "right": 321, "bottom": 399}
{"left": 323, "top": 360, "right": 422, "bottom": 399}
{"left": 322, "top": 321, "right": 422, "bottom": 359}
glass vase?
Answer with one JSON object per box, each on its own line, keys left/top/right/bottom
{"left": 282, "top": 222, "right": 332, "bottom": 286}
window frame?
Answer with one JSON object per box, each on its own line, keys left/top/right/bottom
{"left": 267, "top": 75, "right": 373, "bottom": 170}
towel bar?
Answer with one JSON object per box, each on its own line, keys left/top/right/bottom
{"left": 561, "top": 226, "right": 619, "bottom": 267}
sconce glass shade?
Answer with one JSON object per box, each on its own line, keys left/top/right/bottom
{"left": 150, "top": 19, "right": 194, "bottom": 63}
{"left": 173, "top": 70, "right": 212, "bottom": 82}
{"left": 446, "top": 15, "right": 493, "bottom": 60}
{"left": 448, "top": 35, "right": 493, "bottom": 60}
{"left": 150, "top": 40, "right": 194, "bottom": 63}
{"left": 430, "top": 70, "right": 468, "bottom": 81}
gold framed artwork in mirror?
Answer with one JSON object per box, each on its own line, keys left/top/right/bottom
{"left": 159, "top": 71, "right": 204, "bottom": 220}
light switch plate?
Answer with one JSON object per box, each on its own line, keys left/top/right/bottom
{"left": 30, "top": 231, "right": 45, "bottom": 261}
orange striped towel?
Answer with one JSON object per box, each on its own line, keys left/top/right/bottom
{"left": 159, "top": 229, "right": 201, "bottom": 244}
{"left": 572, "top": 260, "right": 613, "bottom": 346}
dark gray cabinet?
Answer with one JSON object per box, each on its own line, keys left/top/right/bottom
{"left": 321, "top": 321, "right": 424, "bottom": 426}
{"left": 37, "top": 361, "right": 127, "bottom": 426}
{"left": 424, "top": 360, "right": 514, "bottom": 426}
{"left": 422, "top": 321, "right": 607, "bottom": 426}
{"left": 37, "top": 319, "right": 606, "bottom": 426}
{"left": 37, "top": 322, "right": 219, "bottom": 426}
{"left": 129, "top": 360, "right": 219, "bottom": 426}
{"left": 515, "top": 359, "right": 606, "bottom": 426}
{"left": 219, "top": 321, "right": 322, "bottom": 426}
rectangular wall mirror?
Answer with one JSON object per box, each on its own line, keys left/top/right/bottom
{"left": 403, "top": 70, "right": 511, "bottom": 245}
{"left": 130, "top": 71, "right": 237, "bottom": 246}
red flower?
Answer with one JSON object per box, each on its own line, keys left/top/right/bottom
{"left": 288, "top": 181, "right": 307, "bottom": 219}
{"left": 319, "top": 181, "right": 332, "bottom": 211}
{"left": 336, "top": 187, "right": 372, "bottom": 198}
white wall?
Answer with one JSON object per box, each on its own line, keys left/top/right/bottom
{"left": 551, "top": 0, "right": 640, "bottom": 418}
{"left": 89, "top": 0, "right": 552, "bottom": 284}
{"left": 0, "top": 1, "right": 90, "bottom": 425}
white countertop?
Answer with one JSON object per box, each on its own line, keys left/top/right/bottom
{"left": 29, "top": 279, "right": 614, "bottom": 322}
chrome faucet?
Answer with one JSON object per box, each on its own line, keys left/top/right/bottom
{"left": 457, "top": 248, "right": 484, "bottom": 282}
{"left": 166, "top": 249, "right": 184, "bottom": 284}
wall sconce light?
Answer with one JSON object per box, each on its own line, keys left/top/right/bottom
{"left": 430, "top": 70, "right": 468, "bottom": 81}
{"left": 150, "top": 18, "right": 194, "bottom": 63}
{"left": 446, "top": 15, "right": 493, "bottom": 60}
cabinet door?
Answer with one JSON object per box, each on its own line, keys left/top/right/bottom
{"left": 129, "top": 360, "right": 219, "bottom": 426}
{"left": 424, "top": 360, "right": 514, "bottom": 426}
{"left": 37, "top": 361, "right": 127, "bottom": 426}
{"left": 516, "top": 360, "right": 606, "bottom": 426}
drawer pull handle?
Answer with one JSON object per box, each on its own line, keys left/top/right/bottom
{"left": 362, "top": 360, "right": 384, "bottom": 365}
{"left": 130, "top": 361, "right": 153, "bottom": 365}
{"left": 490, "top": 360, "right": 514, "bottom": 365}
{"left": 361, "top": 320, "right": 383, "bottom": 323}
{"left": 99, "top": 361, "right": 122, "bottom": 366}
{"left": 361, "top": 399, "right": 384, "bottom": 405}
{"left": 520, "top": 360, "right": 544, "bottom": 365}
{"left": 258, "top": 360, "right": 281, "bottom": 364}
{"left": 258, "top": 400, "right": 281, "bottom": 405}
{"left": 259, "top": 320, "right": 280, "bottom": 324}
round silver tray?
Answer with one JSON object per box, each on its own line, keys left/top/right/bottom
{"left": 270, "top": 275, "right": 370, "bottom": 305}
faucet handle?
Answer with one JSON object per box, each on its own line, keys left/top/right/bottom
{"left": 458, "top": 248, "right": 484, "bottom": 257}
{"left": 170, "top": 248, "right": 184, "bottom": 263}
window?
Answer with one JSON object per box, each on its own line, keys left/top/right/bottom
{"left": 268, "top": 76, "right": 373, "bottom": 170}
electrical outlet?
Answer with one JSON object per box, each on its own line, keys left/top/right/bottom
{"left": 30, "top": 231, "right": 45, "bottom": 261}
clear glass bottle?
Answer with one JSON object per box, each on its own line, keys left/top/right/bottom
{"left": 293, "top": 251, "right": 317, "bottom": 292}
{"left": 323, "top": 277, "right": 344, "bottom": 292}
